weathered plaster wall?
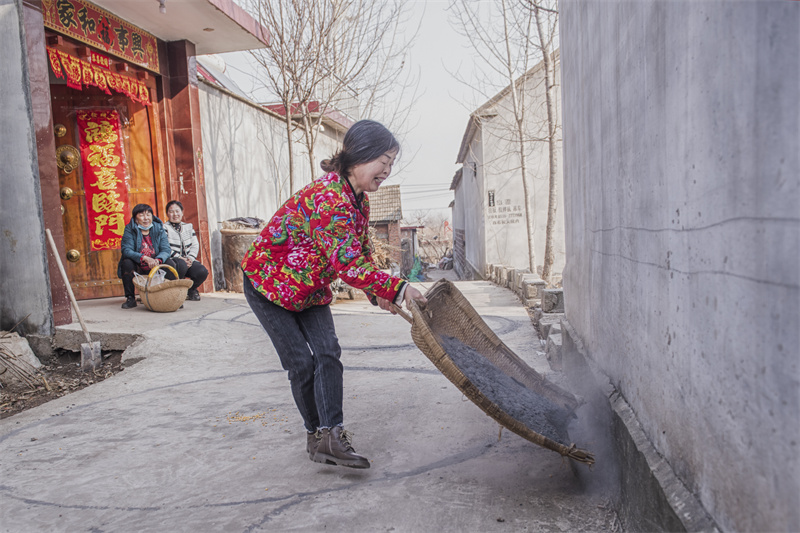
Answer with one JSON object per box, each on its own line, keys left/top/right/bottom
{"left": 560, "top": 1, "right": 799, "bottom": 531}
{"left": 0, "top": 0, "right": 53, "bottom": 335}
{"left": 198, "top": 81, "right": 342, "bottom": 289}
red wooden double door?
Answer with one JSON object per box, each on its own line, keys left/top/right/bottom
{"left": 51, "top": 78, "right": 165, "bottom": 300}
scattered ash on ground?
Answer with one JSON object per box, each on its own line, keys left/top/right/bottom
{"left": 0, "top": 350, "right": 126, "bottom": 419}
{"left": 438, "top": 335, "right": 571, "bottom": 444}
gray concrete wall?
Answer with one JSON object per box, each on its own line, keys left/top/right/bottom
{"left": 560, "top": 1, "right": 799, "bottom": 531}
{"left": 0, "top": 0, "right": 53, "bottom": 335}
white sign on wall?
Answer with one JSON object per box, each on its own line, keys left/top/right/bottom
{"left": 487, "top": 198, "right": 523, "bottom": 225}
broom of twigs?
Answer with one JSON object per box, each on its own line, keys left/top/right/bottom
{"left": 0, "top": 314, "right": 50, "bottom": 391}
{"left": 0, "top": 346, "right": 43, "bottom": 390}
{"left": 368, "top": 227, "right": 400, "bottom": 270}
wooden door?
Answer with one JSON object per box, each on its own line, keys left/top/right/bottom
{"left": 51, "top": 83, "right": 164, "bottom": 299}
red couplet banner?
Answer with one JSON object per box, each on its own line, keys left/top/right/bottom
{"left": 76, "top": 109, "right": 130, "bottom": 251}
{"left": 47, "top": 47, "right": 151, "bottom": 106}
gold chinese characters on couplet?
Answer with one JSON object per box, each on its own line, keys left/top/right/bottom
{"left": 76, "top": 109, "right": 130, "bottom": 251}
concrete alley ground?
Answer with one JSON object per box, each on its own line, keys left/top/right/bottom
{"left": 0, "top": 279, "right": 614, "bottom": 532}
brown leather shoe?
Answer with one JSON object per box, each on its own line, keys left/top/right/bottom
{"left": 313, "top": 427, "right": 370, "bottom": 469}
{"left": 306, "top": 431, "right": 321, "bottom": 460}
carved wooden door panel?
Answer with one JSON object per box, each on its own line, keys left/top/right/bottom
{"left": 51, "top": 83, "right": 164, "bottom": 299}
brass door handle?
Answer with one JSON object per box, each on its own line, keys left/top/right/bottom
{"left": 60, "top": 187, "right": 74, "bottom": 200}
{"left": 56, "top": 145, "right": 80, "bottom": 174}
{"left": 66, "top": 249, "right": 81, "bottom": 262}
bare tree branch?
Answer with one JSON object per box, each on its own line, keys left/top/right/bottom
{"left": 449, "top": 0, "right": 538, "bottom": 271}
{"left": 249, "top": 0, "right": 419, "bottom": 191}
{"left": 522, "top": 0, "right": 559, "bottom": 15}
{"left": 447, "top": 0, "right": 560, "bottom": 280}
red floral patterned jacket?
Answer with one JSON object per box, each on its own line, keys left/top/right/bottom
{"left": 241, "top": 172, "right": 405, "bottom": 311}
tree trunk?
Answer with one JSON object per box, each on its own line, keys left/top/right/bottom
{"left": 308, "top": 137, "right": 317, "bottom": 179}
{"left": 283, "top": 105, "right": 295, "bottom": 196}
{"left": 501, "top": 0, "right": 536, "bottom": 273}
{"left": 296, "top": 101, "right": 321, "bottom": 181}
{"left": 518, "top": 117, "right": 536, "bottom": 273}
{"left": 535, "top": 4, "right": 558, "bottom": 285}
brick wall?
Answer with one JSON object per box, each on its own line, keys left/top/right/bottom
{"left": 388, "top": 221, "right": 401, "bottom": 265}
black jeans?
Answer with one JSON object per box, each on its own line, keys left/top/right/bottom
{"left": 243, "top": 272, "right": 343, "bottom": 432}
{"left": 173, "top": 258, "right": 209, "bottom": 291}
{"left": 118, "top": 257, "right": 178, "bottom": 299}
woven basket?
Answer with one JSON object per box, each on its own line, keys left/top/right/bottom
{"left": 133, "top": 264, "right": 193, "bottom": 313}
{"left": 408, "top": 279, "right": 594, "bottom": 465}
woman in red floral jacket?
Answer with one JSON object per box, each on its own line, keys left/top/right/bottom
{"left": 242, "top": 120, "right": 427, "bottom": 469}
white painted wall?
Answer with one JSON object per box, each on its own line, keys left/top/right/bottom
{"left": 483, "top": 59, "right": 564, "bottom": 277}
{"left": 526, "top": 61, "right": 564, "bottom": 278}
{"left": 455, "top": 57, "right": 565, "bottom": 280}
{"left": 198, "top": 81, "right": 343, "bottom": 288}
{"left": 481, "top": 115, "right": 527, "bottom": 269}
{"left": 560, "top": 2, "right": 799, "bottom": 531}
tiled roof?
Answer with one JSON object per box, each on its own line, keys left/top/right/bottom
{"left": 368, "top": 184, "right": 402, "bottom": 222}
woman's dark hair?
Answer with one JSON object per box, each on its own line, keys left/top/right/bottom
{"left": 320, "top": 120, "right": 399, "bottom": 177}
{"left": 165, "top": 200, "right": 184, "bottom": 213}
{"left": 131, "top": 204, "right": 154, "bottom": 219}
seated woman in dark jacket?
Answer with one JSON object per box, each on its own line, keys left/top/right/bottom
{"left": 118, "top": 203, "right": 178, "bottom": 309}
{"left": 164, "top": 200, "right": 209, "bottom": 301}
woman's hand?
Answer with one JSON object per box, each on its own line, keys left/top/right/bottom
{"left": 143, "top": 256, "right": 159, "bottom": 269}
{"left": 376, "top": 285, "right": 428, "bottom": 314}
{"left": 403, "top": 286, "right": 427, "bottom": 308}
{"left": 183, "top": 256, "right": 193, "bottom": 267}
{"left": 376, "top": 296, "right": 395, "bottom": 313}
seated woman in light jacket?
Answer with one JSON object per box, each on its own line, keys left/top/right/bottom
{"left": 164, "top": 200, "right": 209, "bottom": 301}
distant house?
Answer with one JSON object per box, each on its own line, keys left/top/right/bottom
{"left": 368, "top": 184, "right": 403, "bottom": 267}
{"left": 0, "top": 0, "right": 269, "bottom": 335}
{"left": 451, "top": 50, "right": 564, "bottom": 282}
{"left": 400, "top": 225, "right": 423, "bottom": 275}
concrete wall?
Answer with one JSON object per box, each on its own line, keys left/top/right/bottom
{"left": 198, "top": 81, "right": 343, "bottom": 289}
{"left": 560, "top": 2, "right": 799, "bottom": 531}
{"left": 0, "top": 0, "right": 53, "bottom": 335}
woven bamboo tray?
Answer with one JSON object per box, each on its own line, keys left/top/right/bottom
{"left": 407, "top": 279, "right": 594, "bottom": 465}
{"left": 133, "top": 264, "right": 193, "bottom": 313}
